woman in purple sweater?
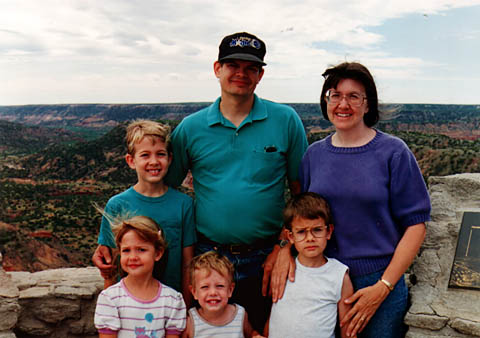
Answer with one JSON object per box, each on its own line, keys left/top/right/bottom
{"left": 273, "top": 62, "right": 430, "bottom": 338}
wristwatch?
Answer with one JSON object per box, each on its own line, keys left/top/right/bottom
{"left": 278, "top": 239, "right": 289, "bottom": 248}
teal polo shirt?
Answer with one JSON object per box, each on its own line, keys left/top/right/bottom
{"left": 167, "top": 95, "right": 308, "bottom": 244}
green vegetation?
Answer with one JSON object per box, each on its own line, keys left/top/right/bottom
{"left": 308, "top": 130, "right": 480, "bottom": 180}
{"left": 394, "top": 131, "right": 480, "bottom": 178}
{"left": 0, "top": 119, "right": 183, "bottom": 271}
{"left": 0, "top": 120, "right": 82, "bottom": 155}
{"left": 0, "top": 122, "right": 134, "bottom": 182}
{"left": 1, "top": 103, "right": 480, "bottom": 272}
{"left": 0, "top": 178, "right": 128, "bottom": 269}
{"left": 0, "top": 103, "right": 207, "bottom": 139}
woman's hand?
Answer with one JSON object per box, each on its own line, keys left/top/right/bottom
{"left": 340, "top": 223, "right": 426, "bottom": 337}
{"left": 340, "top": 281, "right": 390, "bottom": 337}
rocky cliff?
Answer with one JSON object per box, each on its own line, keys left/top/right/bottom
{"left": 1, "top": 174, "right": 480, "bottom": 337}
{"left": 406, "top": 174, "right": 480, "bottom": 337}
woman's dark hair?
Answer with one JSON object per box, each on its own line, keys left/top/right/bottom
{"left": 320, "top": 62, "right": 379, "bottom": 127}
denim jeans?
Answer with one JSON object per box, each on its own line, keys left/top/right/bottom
{"left": 195, "top": 242, "right": 273, "bottom": 332}
{"left": 350, "top": 270, "right": 408, "bottom": 338}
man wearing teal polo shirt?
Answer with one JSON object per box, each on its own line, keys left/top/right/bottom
{"left": 167, "top": 32, "right": 307, "bottom": 331}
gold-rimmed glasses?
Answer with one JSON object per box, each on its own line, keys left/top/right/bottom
{"left": 291, "top": 226, "right": 328, "bottom": 242}
{"left": 325, "top": 90, "right": 366, "bottom": 107}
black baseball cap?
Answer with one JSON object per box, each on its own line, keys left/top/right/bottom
{"left": 218, "top": 32, "right": 266, "bottom": 66}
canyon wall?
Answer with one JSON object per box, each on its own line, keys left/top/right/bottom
{"left": 1, "top": 173, "right": 480, "bottom": 337}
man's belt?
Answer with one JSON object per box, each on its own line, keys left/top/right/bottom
{"left": 197, "top": 232, "right": 277, "bottom": 255}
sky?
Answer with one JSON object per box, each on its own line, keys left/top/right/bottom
{"left": 1, "top": 0, "right": 479, "bottom": 105}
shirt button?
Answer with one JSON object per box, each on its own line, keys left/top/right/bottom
{"left": 235, "top": 132, "right": 239, "bottom": 136}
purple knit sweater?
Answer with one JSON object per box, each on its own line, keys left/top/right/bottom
{"left": 300, "top": 130, "right": 431, "bottom": 277}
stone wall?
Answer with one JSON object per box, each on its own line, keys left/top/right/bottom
{"left": 1, "top": 174, "right": 480, "bottom": 337}
{"left": 0, "top": 265, "right": 103, "bottom": 338}
{"left": 406, "top": 174, "right": 480, "bottom": 337}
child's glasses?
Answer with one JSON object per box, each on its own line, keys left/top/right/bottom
{"left": 291, "top": 226, "right": 328, "bottom": 242}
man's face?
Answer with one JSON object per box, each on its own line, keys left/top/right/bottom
{"left": 214, "top": 59, "right": 264, "bottom": 98}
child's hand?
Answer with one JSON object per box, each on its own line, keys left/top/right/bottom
{"left": 92, "top": 245, "right": 114, "bottom": 279}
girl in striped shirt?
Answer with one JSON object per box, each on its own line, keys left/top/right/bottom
{"left": 95, "top": 216, "right": 186, "bottom": 338}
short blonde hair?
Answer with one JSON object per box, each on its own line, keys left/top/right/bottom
{"left": 189, "top": 251, "right": 234, "bottom": 287}
{"left": 113, "top": 215, "right": 167, "bottom": 253}
{"left": 125, "top": 119, "right": 171, "bottom": 155}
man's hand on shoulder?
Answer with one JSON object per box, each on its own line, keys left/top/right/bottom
{"left": 262, "top": 242, "right": 296, "bottom": 302}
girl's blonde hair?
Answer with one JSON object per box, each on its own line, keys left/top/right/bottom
{"left": 189, "top": 251, "right": 234, "bottom": 287}
{"left": 125, "top": 119, "right": 172, "bottom": 155}
{"left": 113, "top": 215, "right": 167, "bottom": 253}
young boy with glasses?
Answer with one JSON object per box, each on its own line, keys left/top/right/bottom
{"left": 267, "top": 192, "right": 354, "bottom": 338}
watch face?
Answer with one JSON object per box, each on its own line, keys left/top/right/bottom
{"left": 279, "top": 239, "right": 289, "bottom": 248}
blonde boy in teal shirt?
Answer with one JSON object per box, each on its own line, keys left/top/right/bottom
{"left": 92, "top": 120, "right": 196, "bottom": 307}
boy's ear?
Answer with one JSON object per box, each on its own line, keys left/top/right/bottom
{"left": 228, "top": 282, "right": 235, "bottom": 298}
{"left": 326, "top": 224, "right": 334, "bottom": 240}
{"left": 188, "top": 285, "right": 198, "bottom": 300}
{"left": 189, "top": 284, "right": 197, "bottom": 299}
{"left": 125, "top": 153, "right": 136, "bottom": 169}
{"left": 287, "top": 230, "right": 295, "bottom": 244}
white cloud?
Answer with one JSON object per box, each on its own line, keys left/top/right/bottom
{"left": 0, "top": 0, "right": 479, "bottom": 104}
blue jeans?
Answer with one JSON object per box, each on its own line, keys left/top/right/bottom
{"left": 350, "top": 270, "right": 408, "bottom": 338}
{"left": 195, "top": 242, "right": 273, "bottom": 332}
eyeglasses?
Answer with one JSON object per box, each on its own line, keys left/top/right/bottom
{"left": 325, "top": 90, "right": 366, "bottom": 107}
{"left": 291, "top": 226, "right": 328, "bottom": 242}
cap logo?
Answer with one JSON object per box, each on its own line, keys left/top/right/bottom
{"left": 229, "top": 36, "right": 261, "bottom": 49}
